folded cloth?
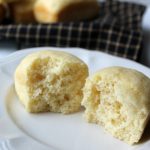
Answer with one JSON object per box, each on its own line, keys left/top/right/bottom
{"left": 0, "top": 0, "right": 145, "bottom": 61}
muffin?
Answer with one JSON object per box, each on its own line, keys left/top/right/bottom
{"left": 3, "top": 0, "right": 20, "bottom": 2}
{"left": 9, "top": 0, "right": 36, "bottom": 23}
{"left": 15, "top": 50, "right": 88, "bottom": 114}
{"left": 82, "top": 67, "right": 150, "bottom": 144}
{"left": 0, "top": 0, "right": 5, "bottom": 23}
{"left": 34, "top": 0, "right": 99, "bottom": 23}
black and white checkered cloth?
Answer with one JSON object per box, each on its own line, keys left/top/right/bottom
{"left": 0, "top": 0, "right": 145, "bottom": 61}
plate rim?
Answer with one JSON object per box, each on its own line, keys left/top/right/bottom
{"left": 0, "top": 46, "right": 149, "bottom": 72}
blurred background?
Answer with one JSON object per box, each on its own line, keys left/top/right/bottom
{"left": 0, "top": 0, "right": 150, "bottom": 67}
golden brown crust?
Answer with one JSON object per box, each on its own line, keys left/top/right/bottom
{"left": 9, "top": 0, "right": 36, "bottom": 24}
{"left": 0, "top": 4, "right": 5, "bottom": 23}
{"left": 34, "top": 0, "right": 99, "bottom": 23}
{"left": 34, "top": 4, "right": 58, "bottom": 23}
{"left": 3, "top": 0, "right": 20, "bottom": 3}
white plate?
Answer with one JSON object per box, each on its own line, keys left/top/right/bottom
{"left": 0, "top": 47, "right": 150, "bottom": 150}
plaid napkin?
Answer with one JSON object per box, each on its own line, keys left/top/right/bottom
{"left": 0, "top": 0, "right": 145, "bottom": 61}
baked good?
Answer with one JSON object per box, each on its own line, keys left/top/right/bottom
{"left": 34, "top": 0, "right": 99, "bottom": 23}
{"left": 0, "top": 5, "right": 4, "bottom": 23}
{"left": 0, "top": 1, "right": 5, "bottom": 23}
{"left": 82, "top": 67, "right": 150, "bottom": 144}
{"left": 15, "top": 50, "right": 88, "bottom": 114}
{"left": 3, "top": 0, "right": 20, "bottom": 2}
{"left": 9, "top": 0, "right": 36, "bottom": 23}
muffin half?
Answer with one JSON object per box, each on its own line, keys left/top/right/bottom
{"left": 82, "top": 67, "right": 150, "bottom": 144}
{"left": 15, "top": 50, "right": 88, "bottom": 114}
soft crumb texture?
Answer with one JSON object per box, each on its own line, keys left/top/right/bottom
{"left": 82, "top": 67, "right": 150, "bottom": 145}
{"left": 15, "top": 50, "right": 88, "bottom": 114}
